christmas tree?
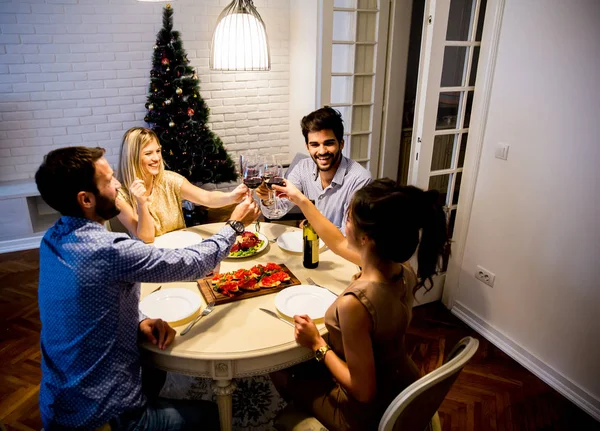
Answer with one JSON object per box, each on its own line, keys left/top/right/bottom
{"left": 145, "top": 4, "right": 237, "bottom": 185}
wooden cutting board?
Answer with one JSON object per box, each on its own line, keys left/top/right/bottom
{"left": 197, "top": 263, "right": 301, "bottom": 305}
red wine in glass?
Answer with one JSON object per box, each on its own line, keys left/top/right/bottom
{"left": 265, "top": 176, "right": 285, "bottom": 189}
{"left": 244, "top": 177, "right": 263, "bottom": 189}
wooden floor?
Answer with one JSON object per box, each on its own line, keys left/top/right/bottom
{"left": 0, "top": 248, "right": 598, "bottom": 430}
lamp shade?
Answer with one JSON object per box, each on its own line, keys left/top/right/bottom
{"left": 210, "top": 0, "right": 271, "bottom": 71}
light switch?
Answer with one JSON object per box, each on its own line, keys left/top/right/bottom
{"left": 495, "top": 144, "right": 510, "bottom": 160}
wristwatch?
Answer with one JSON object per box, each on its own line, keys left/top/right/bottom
{"left": 315, "top": 345, "right": 331, "bottom": 362}
{"left": 226, "top": 220, "right": 244, "bottom": 235}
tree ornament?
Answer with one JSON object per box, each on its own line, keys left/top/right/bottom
{"left": 166, "top": 67, "right": 170, "bottom": 72}
{"left": 187, "top": 108, "right": 194, "bottom": 116}
{"left": 148, "top": 104, "right": 154, "bottom": 110}
{"left": 169, "top": 121, "right": 175, "bottom": 127}
{"left": 165, "top": 98, "right": 172, "bottom": 105}
{"left": 166, "top": 3, "right": 171, "bottom": 9}
{"left": 161, "top": 58, "right": 170, "bottom": 66}
{"left": 193, "top": 93, "right": 197, "bottom": 98}
{"left": 153, "top": 45, "right": 158, "bottom": 50}
{"left": 176, "top": 87, "right": 182, "bottom": 95}
{"left": 144, "top": 116, "right": 149, "bottom": 122}
{"left": 192, "top": 72, "right": 198, "bottom": 80}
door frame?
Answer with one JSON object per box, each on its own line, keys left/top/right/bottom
{"left": 379, "top": 0, "right": 507, "bottom": 307}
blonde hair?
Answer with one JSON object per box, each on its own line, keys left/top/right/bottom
{"left": 117, "top": 127, "right": 165, "bottom": 210}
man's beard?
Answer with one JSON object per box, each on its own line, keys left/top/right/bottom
{"left": 312, "top": 150, "right": 342, "bottom": 172}
{"left": 95, "top": 193, "right": 121, "bottom": 221}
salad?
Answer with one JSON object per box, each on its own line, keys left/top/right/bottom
{"left": 229, "top": 231, "right": 265, "bottom": 257}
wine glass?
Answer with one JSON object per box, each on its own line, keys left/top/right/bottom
{"left": 241, "top": 154, "right": 262, "bottom": 232}
{"left": 260, "top": 157, "right": 286, "bottom": 218}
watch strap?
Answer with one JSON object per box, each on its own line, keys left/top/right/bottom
{"left": 226, "top": 220, "right": 244, "bottom": 235}
{"left": 315, "top": 345, "right": 331, "bottom": 362}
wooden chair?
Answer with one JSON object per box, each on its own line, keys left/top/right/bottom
{"left": 378, "top": 336, "right": 479, "bottom": 431}
{"left": 274, "top": 336, "right": 479, "bottom": 431}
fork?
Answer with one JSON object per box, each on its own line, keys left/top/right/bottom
{"left": 306, "top": 277, "right": 338, "bottom": 297}
{"left": 180, "top": 301, "right": 215, "bottom": 336}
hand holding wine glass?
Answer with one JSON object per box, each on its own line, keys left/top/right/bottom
{"left": 241, "top": 154, "right": 263, "bottom": 232}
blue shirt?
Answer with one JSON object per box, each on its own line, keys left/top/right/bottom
{"left": 261, "top": 155, "right": 372, "bottom": 233}
{"left": 38, "top": 216, "right": 235, "bottom": 430}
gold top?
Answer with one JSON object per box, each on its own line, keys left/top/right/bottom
{"left": 166, "top": 3, "right": 171, "bottom": 9}
{"left": 118, "top": 170, "right": 186, "bottom": 238}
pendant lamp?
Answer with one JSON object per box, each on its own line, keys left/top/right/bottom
{"left": 210, "top": 0, "right": 271, "bottom": 71}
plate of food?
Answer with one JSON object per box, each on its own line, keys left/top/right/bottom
{"left": 228, "top": 231, "right": 268, "bottom": 258}
{"left": 275, "top": 285, "right": 337, "bottom": 320}
{"left": 199, "top": 262, "right": 301, "bottom": 304}
{"left": 139, "top": 287, "right": 202, "bottom": 326}
{"left": 276, "top": 231, "right": 325, "bottom": 253}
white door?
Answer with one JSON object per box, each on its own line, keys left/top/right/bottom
{"left": 319, "top": 0, "right": 390, "bottom": 177}
{"left": 408, "top": 0, "right": 488, "bottom": 303}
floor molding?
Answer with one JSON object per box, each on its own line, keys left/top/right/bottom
{"left": 452, "top": 301, "right": 600, "bottom": 422}
{"left": 0, "top": 235, "right": 42, "bottom": 254}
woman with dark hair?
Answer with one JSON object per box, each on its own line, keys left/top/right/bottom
{"left": 270, "top": 178, "right": 449, "bottom": 431}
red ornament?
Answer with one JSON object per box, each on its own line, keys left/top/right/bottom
{"left": 161, "top": 57, "right": 170, "bottom": 66}
{"left": 187, "top": 108, "right": 194, "bottom": 116}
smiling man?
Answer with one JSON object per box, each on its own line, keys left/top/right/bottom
{"left": 259, "top": 107, "right": 372, "bottom": 233}
{"left": 35, "top": 146, "right": 259, "bottom": 430}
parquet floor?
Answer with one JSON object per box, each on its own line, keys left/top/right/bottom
{"left": 0, "top": 248, "right": 598, "bottom": 430}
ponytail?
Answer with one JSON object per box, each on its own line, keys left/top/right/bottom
{"left": 413, "top": 189, "right": 450, "bottom": 296}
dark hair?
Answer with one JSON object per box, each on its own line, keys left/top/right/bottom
{"left": 350, "top": 178, "right": 450, "bottom": 295}
{"left": 301, "top": 106, "right": 344, "bottom": 143}
{"left": 35, "top": 146, "right": 106, "bottom": 217}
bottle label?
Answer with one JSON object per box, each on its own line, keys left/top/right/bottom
{"left": 311, "top": 239, "right": 319, "bottom": 263}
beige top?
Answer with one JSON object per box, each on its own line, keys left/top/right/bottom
{"left": 324, "top": 263, "right": 421, "bottom": 412}
{"left": 118, "top": 170, "right": 186, "bottom": 237}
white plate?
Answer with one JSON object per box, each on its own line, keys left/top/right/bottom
{"left": 228, "top": 231, "right": 269, "bottom": 259}
{"left": 153, "top": 230, "right": 203, "bottom": 249}
{"left": 275, "top": 285, "right": 337, "bottom": 320}
{"left": 276, "top": 231, "right": 325, "bottom": 253}
{"left": 139, "top": 288, "right": 202, "bottom": 326}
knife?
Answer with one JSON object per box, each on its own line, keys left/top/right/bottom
{"left": 259, "top": 308, "right": 295, "bottom": 327}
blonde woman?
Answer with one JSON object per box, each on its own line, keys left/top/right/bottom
{"left": 116, "top": 127, "right": 248, "bottom": 243}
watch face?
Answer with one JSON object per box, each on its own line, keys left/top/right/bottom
{"left": 229, "top": 221, "right": 244, "bottom": 234}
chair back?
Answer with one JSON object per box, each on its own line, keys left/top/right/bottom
{"left": 105, "top": 216, "right": 130, "bottom": 234}
{"left": 378, "top": 336, "right": 479, "bottom": 431}
{"left": 284, "top": 152, "right": 309, "bottom": 178}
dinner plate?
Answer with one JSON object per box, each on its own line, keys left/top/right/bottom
{"left": 228, "top": 231, "right": 269, "bottom": 259}
{"left": 153, "top": 230, "right": 203, "bottom": 249}
{"left": 139, "top": 288, "right": 201, "bottom": 326}
{"left": 276, "top": 231, "right": 325, "bottom": 253}
{"left": 275, "top": 285, "right": 337, "bottom": 320}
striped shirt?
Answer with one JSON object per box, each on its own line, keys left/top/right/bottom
{"left": 262, "top": 155, "right": 372, "bottom": 233}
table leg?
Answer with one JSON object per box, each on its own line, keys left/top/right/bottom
{"left": 212, "top": 379, "right": 237, "bottom": 431}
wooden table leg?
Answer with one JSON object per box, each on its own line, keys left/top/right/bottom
{"left": 212, "top": 379, "right": 237, "bottom": 431}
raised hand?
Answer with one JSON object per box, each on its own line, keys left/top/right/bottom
{"left": 255, "top": 182, "right": 270, "bottom": 201}
{"left": 139, "top": 318, "right": 176, "bottom": 350}
{"left": 130, "top": 178, "right": 148, "bottom": 206}
{"left": 229, "top": 194, "right": 260, "bottom": 226}
{"left": 272, "top": 180, "right": 304, "bottom": 205}
{"left": 229, "top": 183, "right": 249, "bottom": 204}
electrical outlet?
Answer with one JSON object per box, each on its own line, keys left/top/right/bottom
{"left": 475, "top": 265, "right": 495, "bottom": 287}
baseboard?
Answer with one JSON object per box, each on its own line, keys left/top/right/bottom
{"left": 452, "top": 301, "right": 600, "bottom": 422}
{"left": 0, "top": 235, "right": 42, "bottom": 254}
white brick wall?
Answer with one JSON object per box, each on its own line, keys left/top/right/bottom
{"left": 0, "top": 0, "right": 290, "bottom": 182}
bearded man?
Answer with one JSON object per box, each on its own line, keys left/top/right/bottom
{"left": 258, "top": 106, "right": 372, "bottom": 233}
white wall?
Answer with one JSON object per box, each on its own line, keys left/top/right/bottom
{"left": 456, "top": 0, "right": 600, "bottom": 410}
{"left": 0, "top": 0, "right": 290, "bottom": 182}
{"left": 288, "top": 0, "right": 319, "bottom": 158}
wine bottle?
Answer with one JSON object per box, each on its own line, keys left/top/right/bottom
{"left": 303, "top": 215, "right": 319, "bottom": 269}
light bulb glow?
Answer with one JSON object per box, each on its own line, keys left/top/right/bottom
{"left": 211, "top": 12, "right": 270, "bottom": 71}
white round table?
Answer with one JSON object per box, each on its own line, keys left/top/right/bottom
{"left": 140, "top": 222, "right": 357, "bottom": 431}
